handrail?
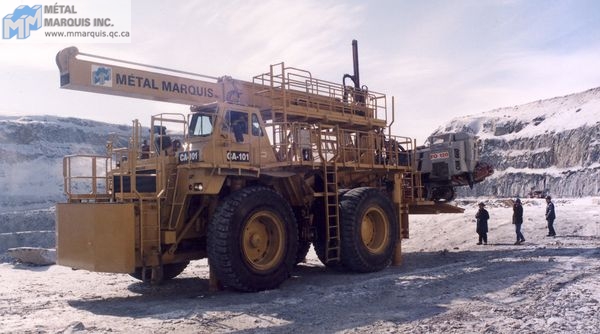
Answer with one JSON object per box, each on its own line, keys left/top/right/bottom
{"left": 252, "top": 63, "right": 388, "bottom": 126}
{"left": 63, "top": 154, "right": 110, "bottom": 201}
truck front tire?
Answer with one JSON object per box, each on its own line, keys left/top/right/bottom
{"left": 207, "top": 186, "right": 298, "bottom": 292}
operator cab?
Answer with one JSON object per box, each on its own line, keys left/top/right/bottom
{"left": 189, "top": 103, "right": 263, "bottom": 141}
{"left": 186, "top": 102, "right": 275, "bottom": 165}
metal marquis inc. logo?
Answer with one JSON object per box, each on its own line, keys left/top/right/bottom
{"left": 92, "top": 65, "right": 112, "bottom": 87}
{"left": 3, "top": 5, "right": 42, "bottom": 39}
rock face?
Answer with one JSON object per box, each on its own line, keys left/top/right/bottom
{"left": 0, "top": 209, "right": 55, "bottom": 257}
{"left": 0, "top": 115, "right": 132, "bottom": 259}
{"left": 433, "top": 87, "right": 600, "bottom": 198}
{"left": 0, "top": 115, "right": 131, "bottom": 211}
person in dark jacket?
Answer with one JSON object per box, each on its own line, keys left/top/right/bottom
{"left": 512, "top": 198, "right": 525, "bottom": 244}
{"left": 545, "top": 196, "right": 556, "bottom": 236}
{"left": 475, "top": 202, "right": 489, "bottom": 245}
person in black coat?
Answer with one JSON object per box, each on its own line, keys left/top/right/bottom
{"left": 512, "top": 198, "right": 525, "bottom": 244}
{"left": 475, "top": 202, "right": 489, "bottom": 245}
{"left": 545, "top": 196, "right": 556, "bottom": 236}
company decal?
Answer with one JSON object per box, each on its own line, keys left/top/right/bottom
{"left": 114, "top": 73, "right": 214, "bottom": 98}
{"left": 2, "top": 2, "right": 132, "bottom": 43}
{"left": 92, "top": 65, "right": 112, "bottom": 87}
{"left": 429, "top": 151, "right": 450, "bottom": 160}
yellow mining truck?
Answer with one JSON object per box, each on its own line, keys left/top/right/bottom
{"left": 55, "top": 41, "right": 481, "bottom": 291}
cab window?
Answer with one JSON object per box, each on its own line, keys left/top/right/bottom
{"left": 223, "top": 110, "right": 248, "bottom": 143}
{"left": 189, "top": 113, "right": 214, "bottom": 136}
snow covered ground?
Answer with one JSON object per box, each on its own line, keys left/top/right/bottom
{"left": 1, "top": 198, "right": 599, "bottom": 333}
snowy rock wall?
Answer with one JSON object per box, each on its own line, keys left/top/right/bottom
{"left": 0, "top": 116, "right": 132, "bottom": 257}
{"left": 0, "top": 115, "right": 131, "bottom": 211}
{"left": 435, "top": 88, "right": 600, "bottom": 198}
{"left": 0, "top": 209, "right": 55, "bottom": 258}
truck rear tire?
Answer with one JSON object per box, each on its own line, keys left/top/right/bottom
{"left": 295, "top": 240, "right": 311, "bottom": 265}
{"left": 293, "top": 208, "right": 311, "bottom": 265}
{"left": 129, "top": 261, "right": 189, "bottom": 282}
{"left": 207, "top": 186, "right": 298, "bottom": 292}
{"left": 339, "top": 187, "right": 398, "bottom": 272}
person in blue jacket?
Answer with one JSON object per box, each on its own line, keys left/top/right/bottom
{"left": 475, "top": 202, "right": 489, "bottom": 245}
{"left": 545, "top": 196, "right": 556, "bottom": 236}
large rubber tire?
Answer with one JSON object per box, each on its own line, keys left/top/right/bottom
{"left": 296, "top": 240, "right": 311, "bottom": 265}
{"left": 293, "top": 208, "right": 311, "bottom": 265}
{"left": 339, "top": 187, "right": 398, "bottom": 273}
{"left": 129, "top": 261, "right": 190, "bottom": 282}
{"left": 207, "top": 186, "right": 298, "bottom": 292}
{"left": 425, "top": 185, "right": 456, "bottom": 202}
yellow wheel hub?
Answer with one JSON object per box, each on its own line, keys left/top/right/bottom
{"left": 242, "top": 211, "right": 285, "bottom": 271}
{"left": 360, "top": 207, "right": 389, "bottom": 254}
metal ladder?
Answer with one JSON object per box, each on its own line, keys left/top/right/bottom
{"left": 323, "top": 164, "right": 341, "bottom": 263}
{"left": 402, "top": 172, "right": 415, "bottom": 202}
{"left": 315, "top": 125, "right": 341, "bottom": 263}
{"left": 165, "top": 167, "right": 185, "bottom": 229}
{"left": 139, "top": 199, "right": 161, "bottom": 281}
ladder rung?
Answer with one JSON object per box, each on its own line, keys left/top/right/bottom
{"left": 142, "top": 239, "right": 159, "bottom": 243}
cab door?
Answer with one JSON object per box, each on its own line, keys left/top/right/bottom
{"left": 249, "top": 112, "right": 278, "bottom": 165}
{"left": 219, "top": 108, "right": 277, "bottom": 167}
{"left": 221, "top": 109, "right": 251, "bottom": 165}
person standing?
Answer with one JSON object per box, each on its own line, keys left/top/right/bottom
{"left": 475, "top": 202, "right": 489, "bottom": 245}
{"left": 140, "top": 139, "right": 150, "bottom": 159}
{"left": 512, "top": 198, "right": 525, "bottom": 244}
{"left": 545, "top": 196, "right": 556, "bottom": 236}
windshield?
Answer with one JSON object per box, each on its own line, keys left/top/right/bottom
{"left": 189, "top": 113, "right": 214, "bottom": 136}
{"left": 428, "top": 134, "right": 451, "bottom": 145}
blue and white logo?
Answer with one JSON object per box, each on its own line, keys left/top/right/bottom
{"left": 3, "top": 5, "right": 42, "bottom": 39}
{"left": 92, "top": 65, "right": 112, "bottom": 87}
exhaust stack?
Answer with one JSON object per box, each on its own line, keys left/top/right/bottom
{"left": 343, "top": 39, "right": 365, "bottom": 103}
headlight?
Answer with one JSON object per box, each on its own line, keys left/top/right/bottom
{"left": 192, "top": 183, "right": 204, "bottom": 191}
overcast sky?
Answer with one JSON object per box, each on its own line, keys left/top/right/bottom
{"left": 2, "top": 0, "right": 600, "bottom": 143}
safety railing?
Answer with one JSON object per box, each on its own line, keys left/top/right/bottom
{"left": 265, "top": 122, "right": 316, "bottom": 164}
{"left": 62, "top": 154, "right": 111, "bottom": 202}
{"left": 252, "top": 63, "right": 388, "bottom": 125}
{"left": 261, "top": 121, "right": 415, "bottom": 171}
